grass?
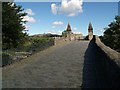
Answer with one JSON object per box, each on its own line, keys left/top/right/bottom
{"left": 2, "top": 36, "right": 54, "bottom": 66}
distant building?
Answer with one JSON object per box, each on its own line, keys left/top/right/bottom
{"left": 66, "top": 22, "right": 73, "bottom": 40}
{"left": 66, "top": 22, "right": 72, "bottom": 33}
{"left": 88, "top": 22, "right": 93, "bottom": 40}
{"left": 65, "top": 22, "right": 83, "bottom": 41}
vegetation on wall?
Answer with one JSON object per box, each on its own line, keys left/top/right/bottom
{"left": 100, "top": 16, "right": 120, "bottom": 52}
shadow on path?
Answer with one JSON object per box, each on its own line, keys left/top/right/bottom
{"left": 82, "top": 36, "right": 120, "bottom": 88}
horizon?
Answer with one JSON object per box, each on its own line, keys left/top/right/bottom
{"left": 15, "top": 1, "right": 118, "bottom": 36}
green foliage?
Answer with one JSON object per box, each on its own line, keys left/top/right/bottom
{"left": 14, "top": 36, "right": 54, "bottom": 52}
{"left": 25, "top": 36, "right": 54, "bottom": 53}
{"left": 2, "top": 36, "right": 54, "bottom": 66}
{"left": 101, "top": 16, "right": 120, "bottom": 52}
{"left": 30, "top": 36, "right": 53, "bottom": 43}
{"left": 2, "top": 2, "right": 28, "bottom": 50}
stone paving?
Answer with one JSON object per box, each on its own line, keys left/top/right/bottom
{"left": 3, "top": 40, "right": 120, "bottom": 88}
{"left": 2, "top": 41, "right": 89, "bottom": 88}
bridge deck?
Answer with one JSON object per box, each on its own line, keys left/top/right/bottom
{"left": 3, "top": 41, "right": 89, "bottom": 88}
{"left": 3, "top": 40, "right": 120, "bottom": 88}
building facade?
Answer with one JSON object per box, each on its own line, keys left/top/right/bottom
{"left": 65, "top": 22, "right": 83, "bottom": 41}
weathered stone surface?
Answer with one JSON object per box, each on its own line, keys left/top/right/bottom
{"left": 96, "top": 37, "right": 120, "bottom": 62}
{"left": 2, "top": 41, "right": 89, "bottom": 88}
{"left": 82, "top": 38, "right": 120, "bottom": 88}
{"left": 2, "top": 39, "right": 120, "bottom": 88}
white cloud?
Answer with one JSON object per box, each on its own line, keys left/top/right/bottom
{"left": 73, "top": 31, "right": 82, "bottom": 34}
{"left": 25, "top": 25, "right": 30, "bottom": 30}
{"left": 22, "top": 9, "right": 36, "bottom": 23}
{"left": 51, "top": 0, "right": 83, "bottom": 16}
{"left": 46, "top": 30, "right": 57, "bottom": 34}
{"left": 22, "top": 16, "right": 36, "bottom": 23}
{"left": 68, "top": 13, "right": 76, "bottom": 17}
{"left": 46, "top": 30, "right": 63, "bottom": 35}
{"left": 53, "top": 21, "right": 64, "bottom": 25}
{"left": 51, "top": 4, "right": 58, "bottom": 14}
{"left": 72, "top": 27, "right": 82, "bottom": 34}
{"left": 25, "top": 9, "right": 35, "bottom": 16}
{"left": 52, "top": 26, "right": 56, "bottom": 28}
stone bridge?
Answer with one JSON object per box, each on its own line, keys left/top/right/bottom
{"left": 2, "top": 36, "right": 120, "bottom": 88}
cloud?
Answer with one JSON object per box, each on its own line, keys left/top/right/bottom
{"left": 68, "top": 13, "right": 76, "bottom": 17}
{"left": 24, "top": 25, "right": 30, "bottom": 30}
{"left": 46, "top": 30, "right": 63, "bottom": 35}
{"left": 73, "top": 31, "right": 82, "bottom": 34}
{"left": 51, "top": 0, "right": 83, "bottom": 16}
{"left": 22, "top": 16, "right": 36, "bottom": 23}
{"left": 46, "top": 30, "right": 57, "bottom": 34}
{"left": 22, "top": 9, "right": 36, "bottom": 23}
{"left": 25, "top": 9, "right": 35, "bottom": 15}
{"left": 52, "top": 26, "right": 56, "bottom": 28}
{"left": 72, "top": 27, "right": 82, "bottom": 34}
{"left": 51, "top": 4, "right": 58, "bottom": 14}
{"left": 53, "top": 21, "right": 64, "bottom": 25}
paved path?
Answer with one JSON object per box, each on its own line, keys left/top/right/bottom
{"left": 2, "top": 41, "right": 89, "bottom": 88}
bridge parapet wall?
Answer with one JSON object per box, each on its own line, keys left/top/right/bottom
{"left": 94, "top": 36, "right": 120, "bottom": 87}
{"left": 95, "top": 36, "right": 120, "bottom": 62}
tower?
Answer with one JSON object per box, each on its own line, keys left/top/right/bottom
{"left": 88, "top": 22, "right": 93, "bottom": 40}
{"left": 66, "top": 22, "right": 72, "bottom": 34}
{"left": 66, "top": 22, "right": 72, "bottom": 40}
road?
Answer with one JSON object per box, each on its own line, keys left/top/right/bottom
{"left": 2, "top": 41, "right": 89, "bottom": 88}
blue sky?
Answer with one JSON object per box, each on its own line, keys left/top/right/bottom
{"left": 15, "top": 1, "right": 118, "bottom": 36}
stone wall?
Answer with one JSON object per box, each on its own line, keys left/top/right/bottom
{"left": 82, "top": 36, "right": 120, "bottom": 88}
{"left": 96, "top": 36, "right": 120, "bottom": 63}
{"left": 54, "top": 37, "right": 66, "bottom": 45}
{"left": 95, "top": 36, "right": 120, "bottom": 87}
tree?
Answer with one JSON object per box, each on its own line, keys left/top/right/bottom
{"left": 2, "top": 2, "right": 27, "bottom": 50}
{"left": 101, "top": 16, "right": 120, "bottom": 52}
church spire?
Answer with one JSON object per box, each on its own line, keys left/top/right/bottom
{"left": 66, "top": 22, "right": 72, "bottom": 32}
{"left": 88, "top": 22, "right": 93, "bottom": 40}
{"left": 88, "top": 22, "right": 93, "bottom": 33}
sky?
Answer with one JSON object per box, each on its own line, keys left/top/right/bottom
{"left": 15, "top": 0, "right": 118, "bottom": 36}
